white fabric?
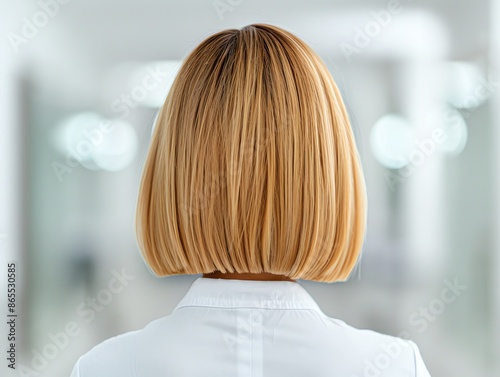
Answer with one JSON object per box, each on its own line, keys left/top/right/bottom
{"left": 70, "top": 277, "right": 432, "bottom": 376}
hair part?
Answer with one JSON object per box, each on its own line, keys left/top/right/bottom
{"left": 135, "top": 23, "right": 367, "bottom": 283}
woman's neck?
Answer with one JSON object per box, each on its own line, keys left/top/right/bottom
{"left": 202, "top": 271, "right": 296, "bottom": 282}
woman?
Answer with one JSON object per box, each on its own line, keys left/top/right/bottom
{"left": 70, "top": 23, "right": 431, "bottom": 376}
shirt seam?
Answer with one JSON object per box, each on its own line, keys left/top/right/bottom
{"left": 251, "top": 312, "right": 254, "bottom": 376}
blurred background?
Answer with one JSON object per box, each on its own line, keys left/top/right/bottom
{"left": 1, "top": 0, "right": 499, "bottom": 376}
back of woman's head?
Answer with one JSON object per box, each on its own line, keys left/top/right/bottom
{"left": 135, "top": 23, "right": 367, "bottom": 283}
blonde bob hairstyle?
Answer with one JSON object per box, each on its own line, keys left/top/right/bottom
{"left": 135, "top": 23, "right": 367, "bottom": 283}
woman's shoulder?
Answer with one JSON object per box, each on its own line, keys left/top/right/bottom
{"left": 70, "top": 313, "right": 176, "bottom": 376}
{"left": 70, "top": 328, "right": 141, "bottom": 377}
{"left": 314, "top": 314, "right": 431, "bottom": 376}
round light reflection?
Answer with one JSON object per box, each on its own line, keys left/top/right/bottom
{"left": 438, "top": 107, "right": 468, "bottom": 156}
{"left": 370, "top": 114, "right": 414, "bottom": 169}
{"left": 52, "top": 112, "right": 138, "bottom": 172}
{"left": 92, "top": 119, "right": 138, "bottom": 171}
{"left": 443, "top": 62, "right": 486, "bottom": 110}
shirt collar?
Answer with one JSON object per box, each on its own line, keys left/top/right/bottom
{"left": 173, "top": 277, "right": 324, "bottom": 313}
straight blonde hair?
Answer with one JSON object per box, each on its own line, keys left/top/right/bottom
{"left": 135, "top": 24, "right": 367, "bottom": 282}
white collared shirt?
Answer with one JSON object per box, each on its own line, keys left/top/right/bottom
{"left": 70, "top": 277, "right": 432, "bottom": 376}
